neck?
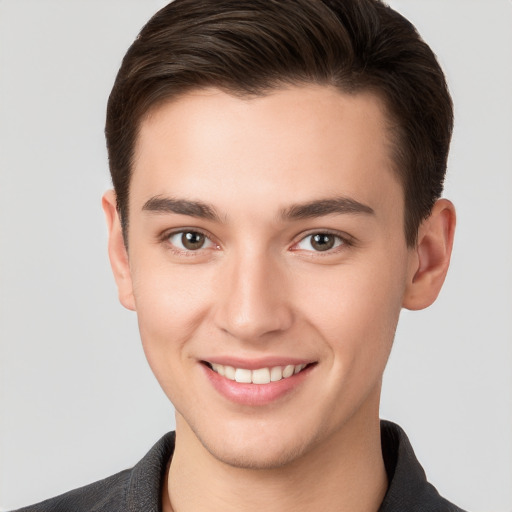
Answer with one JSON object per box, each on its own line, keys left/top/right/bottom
{"left": 164, "top": 402, "right": 388, "bottom": 512}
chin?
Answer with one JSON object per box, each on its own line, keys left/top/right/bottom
{"left": 189, "top": 417, "right": 324, "bottom": 471}
{"left": 203, "top": 437, "right": 309, "bottom": 470}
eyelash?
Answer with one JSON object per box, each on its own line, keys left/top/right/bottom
{"left": 291, "top": 230, "right": 353, "bottom": 254}
{"left": 161, "top": 228, "right": 218, "bottom": 256}
{"left": 161, "top": 229, "right": 353, "bottom": 256}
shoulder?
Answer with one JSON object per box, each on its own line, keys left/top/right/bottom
{"left": 379, "top": 420, "right": 467, "bottom": 512}
{"left": 10, "top": 432, "right": 176, "bottom": 512}
{"left": 11, "top": 468, "right": 131, "bottom": 512}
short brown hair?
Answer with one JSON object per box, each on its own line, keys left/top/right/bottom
{"left": 106, "top": 0, "right": 453, "bottom": 246}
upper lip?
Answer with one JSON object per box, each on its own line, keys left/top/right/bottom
{"left": 201, "top": 356, "right": 315, "bottom": 370}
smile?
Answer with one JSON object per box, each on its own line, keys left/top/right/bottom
{"left": 202, "top": 359, "right": 316, "bottom": 405}
{"left": 208, "top": 363, "right": 308, "bottom": 384}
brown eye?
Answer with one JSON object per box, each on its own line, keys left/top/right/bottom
{"left": 295, "top": 233, "right": 344, "bottom": 252}
{"left": 181, "top": 231, "right": 205, "bottom": 250}
{"left": 311, "top": 234, "right": 336, "bottom": 251}
{"left": 167, "top": 231, "right": 214, "bottom": 251}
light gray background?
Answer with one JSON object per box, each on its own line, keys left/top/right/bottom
{"left": 1, "top": 1, "right": 511, "bottom": 510}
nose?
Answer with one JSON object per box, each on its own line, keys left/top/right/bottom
{"left": 213, "top": 249, "right": 294, "bottom": 342}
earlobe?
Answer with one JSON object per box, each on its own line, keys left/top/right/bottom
{"left": 403, "top": 199, "right": 456, "bottom": 311}
{"left": 102, "top": 190, "right": 136, "bottom": 311}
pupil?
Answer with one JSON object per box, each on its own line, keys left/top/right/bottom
{"left": 312, "top": 234, "right": 334, "bottom": 251}
{"left": 182, "top": 232, "right": 205, "bottom": 250}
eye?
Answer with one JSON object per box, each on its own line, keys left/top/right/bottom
{"left": 167, "top": 230, "right": 216, "bottom": 251}
{"left": 295, "top": 232, "right": 345, "bottom": 252}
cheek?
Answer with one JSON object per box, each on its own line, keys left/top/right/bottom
{"left": 295, "top": 255, "right": 407, "bottom": 364}
{"left": 130, "top": 262, "right": 213, "bottom": 366}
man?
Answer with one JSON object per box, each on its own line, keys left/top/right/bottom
{"left": 14, "top": 0, "right": 464, "bottom": 510}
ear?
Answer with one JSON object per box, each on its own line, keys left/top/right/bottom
{"left": 102, "top": 190, "right": 136, "bottom": 311}
{"left": 403, "top": 199, "right": 456, "bottom": 311}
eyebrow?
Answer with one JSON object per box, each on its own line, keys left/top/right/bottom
{"left": 142, "top": 196, "right": 220, "bottom": 221}
{"left": 142, "top": 195, "right": 374, "bottom": 222}
{"left": 280, "top": 197, "right": 374, "bottom": 220}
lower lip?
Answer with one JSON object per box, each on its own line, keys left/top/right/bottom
{"left": 202, "top": 364, "right": 313, "bottom": 406}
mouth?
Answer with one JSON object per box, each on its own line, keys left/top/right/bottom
{"left": 202, "top": 361, "right": 314, "bottom": 384}
{"left": 201, "top": 359, "right": 317, "bottom": 405}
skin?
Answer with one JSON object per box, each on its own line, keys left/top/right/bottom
{"left": 103, "top": 85, "right": 455, "bottom": 512}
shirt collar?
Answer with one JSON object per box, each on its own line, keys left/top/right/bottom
{"left": 123, "top": 422, "right": 464, "bottom": 512}
{"left": 378, "top": 420, "right": 465, "bottom": 511}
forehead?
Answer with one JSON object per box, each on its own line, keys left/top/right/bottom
{"left": 130, "top": 85, "right": 401, "bottom": 218}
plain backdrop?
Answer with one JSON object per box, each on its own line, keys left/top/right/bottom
{"left": 1, "top": 1, "right": 511, "bottom": 510}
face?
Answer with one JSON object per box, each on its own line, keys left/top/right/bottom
{"left": 115, "top": 85, "right": 418, "bottom": 468}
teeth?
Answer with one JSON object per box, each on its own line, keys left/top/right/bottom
{"left": 224, "top": 366, "right": 235, "bottom": 380}
{"left": 234, "top": 368, "right": 252, "bottom": 383}
{"left": 209, "top": 363, "right": 307, "bottom": 384}
{"left": 283, "top": 365, "right": 295, "bottom": 378}
{"left": 252, "top": 368, "right": 271, "bottom": 384}
{"left": 270, "top": 366, "right": 282, "bottom": 382}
